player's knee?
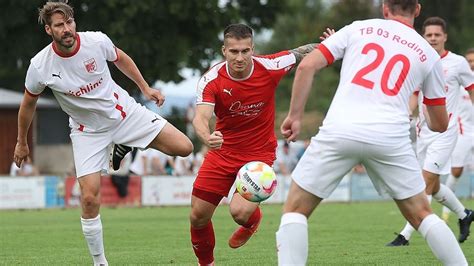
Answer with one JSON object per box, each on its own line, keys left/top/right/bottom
{"left": 189, "top": 210, "right": 211, "bottom": 227}
{"left": 229, "top": 206, "right": 250, "bottom": 225}
{"left": 81, "top": 194, "right": 100, "bottom": 209}
{"left": 178, "top": 139, "right": 194, "bottom": 157}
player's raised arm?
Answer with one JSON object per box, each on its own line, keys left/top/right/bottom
{"left": 14, "top": 92, "right": 39, "bottom": 167}
{"left": 282, "top": 49, "right": 328, "bottom": 142}
{"left": 113, "top": 48, "right": 165, "bottom": 107}
{"left": 289, "top": 43, "right": 318, "bottom": 65}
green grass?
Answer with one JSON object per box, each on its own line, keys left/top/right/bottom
{"left": 0, "top": 200, "right": 473, "bottom": 265}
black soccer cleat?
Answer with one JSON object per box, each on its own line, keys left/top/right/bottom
{"left": 458, "top": 209, "right": 474, "bottom": 243}
{"left": 386, "top": 233, "right": 409, "bottom": 246}
{"left": 112, "top": 144, "right": 133, "bottom": 170}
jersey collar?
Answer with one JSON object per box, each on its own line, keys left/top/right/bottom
{"left": 226, "top": 60, "right": 254, "bottom": 81}
{"left": 52, "top": 33, "right": 81, "bottom": 58}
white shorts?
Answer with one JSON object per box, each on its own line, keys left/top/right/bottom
{"left": 292, "top": 136, "right": 425, "bottom": 200}
{"left": 416, "top": 125, "right": 457, "bottom": 175}
{"left": 70, "top": 102, "right": 167, "bottom": 178}
{"left": 451, "top": 130, "right": 473, "bottom": 168}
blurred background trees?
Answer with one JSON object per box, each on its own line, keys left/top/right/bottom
{"left": 0, "top": 0, "right": 472, "bottom": 139}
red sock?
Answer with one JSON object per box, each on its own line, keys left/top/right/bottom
{"left": 191, "top": 222, "right": 215, "bottom": 264}
{"left": 243, "top": 206, "right": 261, "bottom": 228}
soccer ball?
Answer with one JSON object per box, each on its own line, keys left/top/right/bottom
{"left": 236, "top": 161, "right": 277, "bottom": 202}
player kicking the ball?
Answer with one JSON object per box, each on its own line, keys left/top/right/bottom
{"left": 190, "top": 23, "right": 317, "bottom": 265}
{"left": 14, "top": 2, "right": 192, "bottom": 265}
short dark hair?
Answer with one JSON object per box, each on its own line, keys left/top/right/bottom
{"left": 38, "top": 1, "right": 74, "bottom": 25}
{"left": 422, "top": 17, "right": 447, "bottom": 34}
{"left": 466, "top": 48, "right": 474, "bottom": 56}
{"left": 384, "top": 0, "right": 418, "bottom": 16}
{"left": 223, "top": 24, "right": 253, "bottom": 41}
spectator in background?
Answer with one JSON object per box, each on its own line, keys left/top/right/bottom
{"left": 275, "top": 142, "right": 299, "bottom": 176}
{"left": 129, "top": 149, "right": 169, "bottom": 176}
{"left": 109, "top": 149, "right": 134, "bottom": 203}
{"left": 185, "top": 102, "right": 196, "bottom": 139}
{"left": 193, "top": 145, "right": 209, "bottom": 175}
{"left": 173, "top": 154, "right": 194, "bottom": 176}
{"left": 10, "top": 156, "right": 39, "bottom": 176}
{"left": 296, "top": 139, "right": 311, "bottom": 161}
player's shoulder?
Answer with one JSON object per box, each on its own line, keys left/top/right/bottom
{"left": 79, "top": 31, "right": 109, "bottom": 44}
{"left": 444, "top": 51, "right": 465, "bottom": 62}
{"left": 31, "top": 44, "right": 54, "bottom": 68}
{"left": 198, "top": 61, "right": 226, "bottom": 88}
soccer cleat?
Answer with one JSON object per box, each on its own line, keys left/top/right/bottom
{"left": 458, "top": 209, "right": 474, "bottom": 243}
{"left": 228, "top": 214, "right": 262, "bottom": 249}
{"left": 112, "top": 144, "right": 133, "bottom": 170}
{"left": 385, "top": 233, "right": 409, "bottom": 246}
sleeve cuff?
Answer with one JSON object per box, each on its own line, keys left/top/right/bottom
{"left": 25, "top": 87, "right": 41, "bottom": 97}
{"left": 423, "top": 97, "right": 445, "bottom": 106}
{"left": 318, "top": 43, "right": 334, "bottom": 65}
{"left": 465, "top": 83, "right": 474, "bottom": 91}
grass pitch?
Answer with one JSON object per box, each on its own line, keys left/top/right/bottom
{"left": 0, "top": 200, "right": 472, "bottom": 265}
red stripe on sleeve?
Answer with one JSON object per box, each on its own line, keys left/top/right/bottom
{"left": 465, "top": 83, "right": 474, "bottom": 91}
{"left": 423, "top": 97, "right": 446, "bottom": 106}
{"left": 318, "top": 44, "right": 334, "bottom": 65}
{"left": 24, "top": 87, "right": 40, "bottom": 97}
{"left": 112, "top": 47, "right": 120, "bottom": 62}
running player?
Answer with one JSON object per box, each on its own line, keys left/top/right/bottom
{"left": 441, "top": 48, "right": 474, "bottom": 221}
{"left": 190, "top": 23, "right": 316, "bottom": 265}
{"left": 387, "top": 17, "right": 474, "bottom": 247}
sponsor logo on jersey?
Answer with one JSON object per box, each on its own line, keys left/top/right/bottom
{"left": 84, "top": 58, "right": 97, "bottom": 73}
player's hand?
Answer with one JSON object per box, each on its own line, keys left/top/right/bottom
{"left": 13, "top": 142, "right": 29, "bottom": 168}
{"left": 319, "top": 28, "right": 335, "bottom": 41}
{"left": 280, "top": 116, "right": 301, "bottom": 142}
{"left": 207, "top": 131, "right": 223, "bottom": 150}
{"left": 144, "top": 87, "right": 165, "bottom": 107}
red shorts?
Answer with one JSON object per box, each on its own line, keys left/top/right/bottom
{"left": 193, "top": 149, "right": 275, "bottom": 196}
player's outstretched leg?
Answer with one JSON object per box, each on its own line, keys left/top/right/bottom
{"left": 228, "top": 193, "right": 262, "bottom": 249}
{"left": 79, "top": 172, "right": 108, "bottom": 266}
{"left": 395, "top": 192, "right": 467, "bottom": 265}
{"left": 111, "top": 144, "right": 133, "bottom": 170}
{"left": 387, "top": 195, "right": 433, "bottom": 246}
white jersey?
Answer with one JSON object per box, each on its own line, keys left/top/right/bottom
{"left": 417, "top": 51, "right": 474, "bottom": 132}
{"left": 456, "top": 87, "right": 473, "bottom": 136}
{"left": 25, "top": 31, "right": 137, "bottom": 132}
{"left": 317, "top": 19, "right": 445, "bottom": 145}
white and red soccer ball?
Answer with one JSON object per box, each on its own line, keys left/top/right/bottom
{"left": 236, "top": 161, "right": 277, "bottom": 202}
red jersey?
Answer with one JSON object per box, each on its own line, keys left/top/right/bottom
{"left": 197, "top": 51, "right": 296, "bottom": 154}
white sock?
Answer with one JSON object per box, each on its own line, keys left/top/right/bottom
{"left": 433, "top": 184, "right": 466, "bottom": 219}
{"left": 276, "top": 212, "right": 308, "bottom": 266}
{"left": 418, "top": 214, "right": 467, "bottom": 265}
{"left": 81, "top": 214, "right": 108, "bottom": 266}
{"left": 400, "top": 195, "right": 432, "bottom": 240}
{"left": 445, "top": 174, "right": 459, "bottom": 191}
{"left": 400, "top": 222, "right": 415, "bottom": 241}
